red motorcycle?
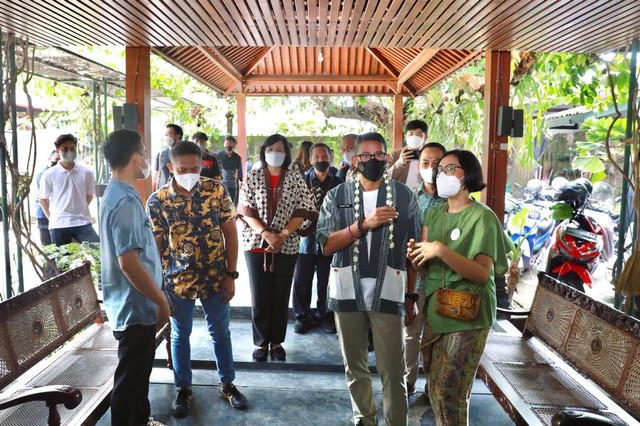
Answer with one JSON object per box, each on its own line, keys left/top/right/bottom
{"left": 546, "top": 179, "right": 608, "bottom": 293}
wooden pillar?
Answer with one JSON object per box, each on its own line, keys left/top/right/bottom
{"left": 392, "top": 94, "right": 404, "bottom": 150}
{"left": 126, "top": 46, "right": 152, "bottom": 204}
{"left": 481, "top": 50, "right": 510, "bottom": 220}
{"left": 236, "top": 93, "right": 247, "bottom": 173}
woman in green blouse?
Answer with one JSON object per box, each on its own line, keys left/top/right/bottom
{"left": 407, "top": 150, "right": 512, "bottom": 426}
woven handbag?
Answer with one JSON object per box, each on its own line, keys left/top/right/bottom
{"left": 435, "top": 207, "right": 482, "bottom": 321}
{"left": 435, "top": 287, "right": 481, "bottom": 321}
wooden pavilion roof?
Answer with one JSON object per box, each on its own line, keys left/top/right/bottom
{"left": 1, "top": 1, "right": 639, "bottom": 96}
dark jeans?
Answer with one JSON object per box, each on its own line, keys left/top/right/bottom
{"left": 111, "top": 324, "right": 156, "bottom": 426}
{"left": 245, "top": 251, "right": 297, "bottom": 347}
{"left": 292, "top": 253, "right": 332, "bottom": 321}
{"left": 50, "top": 224, "right": 100, "bottom": 246}
{"left": 37, "top": 218, "right": 52, "bottom": 246}
{"left": 227, "top": 186, "right": 238, "bottom": 206}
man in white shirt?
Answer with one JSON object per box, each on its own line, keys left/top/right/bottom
{"left": 387, "top": 120, "right": 429, "bottom": 189}
{"left": 40, "top": 134, "right": 99, "bottom": 246}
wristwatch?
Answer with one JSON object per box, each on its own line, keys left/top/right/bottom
{"left": 405, "top": 293, "right": 419, "bottom": 302}
{"left": 225, "top": 271, "right": 239, "bottom": 279}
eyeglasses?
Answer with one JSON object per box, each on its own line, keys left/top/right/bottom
{"left": 355, "top": 152, "right": 386, "bottom": 162}
{"left": 436, "top": 164, "right": 463, "bottom": 176}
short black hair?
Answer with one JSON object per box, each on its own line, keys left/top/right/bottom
{"left": 355, "top": 132, "right": 387, "bottom": 153}
{"left": 224, "top": 136, "right": 237, "bottom": 144}
{"left": 421, "top": 142, "right": 446, "bottom": 156}
{"left": 171, "top": 141, "right": 202, "bottom": 163}
{"left": 192, "top": 132, "right": 208, "bottom": 141}
{"left": 102, "top": 130, "right": 143, "bottom": 170}
{"left": 310, "top": 142, "right": 332, "bottom": 157}
{"left": 54, "top": 134, "right": 78, "bottom": 149}
{"left": 442, "top": 149, "right": 486, "bottom": 192}
{"left": 259, "top": 134, "right": 292, "bottom": 169}
{"left": 405, "top": 119, "right": 428, "bottom": 134}
{"left": 166, "top": 124, "right": 184, "bottom": 138}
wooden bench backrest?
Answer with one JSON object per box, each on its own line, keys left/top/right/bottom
{"left": 526, "top": 273, "right": 640, "bottom": 417}
{"left": 0, "top": 263, "right": 100, "bottom": 389}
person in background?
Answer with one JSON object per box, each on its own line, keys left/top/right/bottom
{"left": 40, "top": 134, "right": 99, "bottom": 246}
{"left": 387, "top": 120, "right": 429, "bottom": 188}
{"left": 192, "top": 131, "right": 222, "bottom": 181}
{"left": 407, "top": 149, "right": 512, "bottom": 426}
{"left": 217, "top": 136, "right": 243, "bottom": 206}
{"left": 236, "top": 134, "right": 317, "bottom": 362}
{"left": 317, "top": 132, "right": 421, "bottom": 426}
{"left": 100, "top": 129, "right": 170, "bottom": 426}
{"left": 403, "top": 142, "right": 446, "bottom": 397}
{"left": 291, "top": 142, "right": 344, "bottom": 334}
{"left": 35, "top": 149, "right": 59, "bottom": 246}
{"left": 153, "top": 124, "right": 183, "bottom": 190}
{"left": 337, "top": 133, "right": 357, "bottom": 181}
{"left": 292, "top": 140, "right": 313, "bottom": 174}
{"left": 147, "top": 141, "right": 247, "bottom": 417}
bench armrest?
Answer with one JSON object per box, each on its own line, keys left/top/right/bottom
{"left": 552, "top": 410, "right": 626, "bottom": 426}
{"left": 497, "top": 307, "right": 531, "bottom": 317}
{"left": 0, "top": 385, "right": 82, "bottom": 411}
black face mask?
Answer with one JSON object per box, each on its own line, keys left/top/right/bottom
{"left": 313, "top": 161, "right": 330, "bottom": 172}
{"left": 357, "top": 158, "right": 386, "bottom": 181}
{"left": 225, "top": 146, "right": 233, "bottom": 152}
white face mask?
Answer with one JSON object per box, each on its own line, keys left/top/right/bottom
{"left": 265, "top": 151, "right": 286, "bottom": 167}
{"left": 174, "top": 173, "right": 200, "bottom": 192}
{"left": 436, "top": 174, "right": 464, "bottom": 198}
{"left": 164, "top": 136, "right": 175, "bottom": 147}
{"left": 405, "top": 135, "right": 424, "bottom": 150}
{"left": 344, "top": 152, "right": 355, "bottom": 164}
{"left": 61, "top": 151, "right": 77, "bottom": 162}
{"left": 137, "top": 155, "right": 151, "bottom": 180}
{"left": 420, "top": 167, "right": 434, "bottom": 184}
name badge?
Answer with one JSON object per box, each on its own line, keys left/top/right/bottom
{"left": 338, "top": 203, "right": 353, "bottom": 208}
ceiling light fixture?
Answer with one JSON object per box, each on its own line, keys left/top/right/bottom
{"left": 318, "top": 47, "right": 324, "bottom": 62}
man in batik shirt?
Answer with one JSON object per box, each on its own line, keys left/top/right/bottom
{"left": 147, "top": 141, "right": 247, "bottom": 418}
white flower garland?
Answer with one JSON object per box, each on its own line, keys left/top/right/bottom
{"left": 353, "top": 173, "right": 394, "bottom": 270}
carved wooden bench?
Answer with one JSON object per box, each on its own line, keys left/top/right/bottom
{"left": 0, "top": 263, "right": 171, "bottom": 425}
{"left": 479, "top": 272, "right": 640, "bottom": 425}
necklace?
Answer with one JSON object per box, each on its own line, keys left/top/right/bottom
{"left": 352, "top": 173, "right": 394, "bottom": 271}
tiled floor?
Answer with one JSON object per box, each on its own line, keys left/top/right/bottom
{"left": 96, "top": 315, "right": 514, "bottom": 426}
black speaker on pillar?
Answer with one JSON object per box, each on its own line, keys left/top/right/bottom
{"left": 512, "top": 109, "right": 524, "bottom": 137}
{"left": 113, "top": 103, "right": 138, "bottom": 131}
{"left": 497, "top": 106, "right": 513, "bottom": 137}
{"left": 497, "top": 106, "right": 524, "bottom": 137}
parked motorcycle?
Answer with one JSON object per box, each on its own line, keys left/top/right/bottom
{"left": 546, "top": 179, "right": 610, "bottom": 292}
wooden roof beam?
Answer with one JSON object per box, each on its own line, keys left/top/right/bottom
{"left": 243, "top": 46, "right": 275, "bottom": 76}
{"left": 151, "top": 48, "right": 225, "bottom": 95}
{"left": 244, "top": 75, "right": 397, "bottom": 87}
{"left": 367, "top": 47, "right": 417, "bottom": 97}
{"left": 196, "top": 45, "right": 243, "bottom": 90}
{"left": 414, "top": 51, "right": 483, "bottom": 94}
{"left": 396, "top": 48, "right": 438, "bottom": 93}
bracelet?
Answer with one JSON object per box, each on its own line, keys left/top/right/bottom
{"left": 346, "top": 224, "right": 357, "bottom": 241}
{"left": 357, "top": 217, "right": 367, "bottom": 236}
{"left": 260, "top": 228, "right": 268, "bottom": 236}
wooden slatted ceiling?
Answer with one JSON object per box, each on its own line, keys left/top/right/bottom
{"left": 4, "top": 1, "right": 640, "bottom": 97}
{"left": 0, "top": 1, "right": 639, "bottom": 53}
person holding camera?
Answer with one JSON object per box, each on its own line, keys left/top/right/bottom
{"left": 387, "top": 119, "right": 429, "bottom": 189}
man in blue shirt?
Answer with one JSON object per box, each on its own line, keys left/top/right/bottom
{"left": 100, "top": 129, "right": 171, "bottom": 426}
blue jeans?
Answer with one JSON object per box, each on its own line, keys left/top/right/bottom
{"left": 169, "top": 291, "right": 235, "bottom": 388}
